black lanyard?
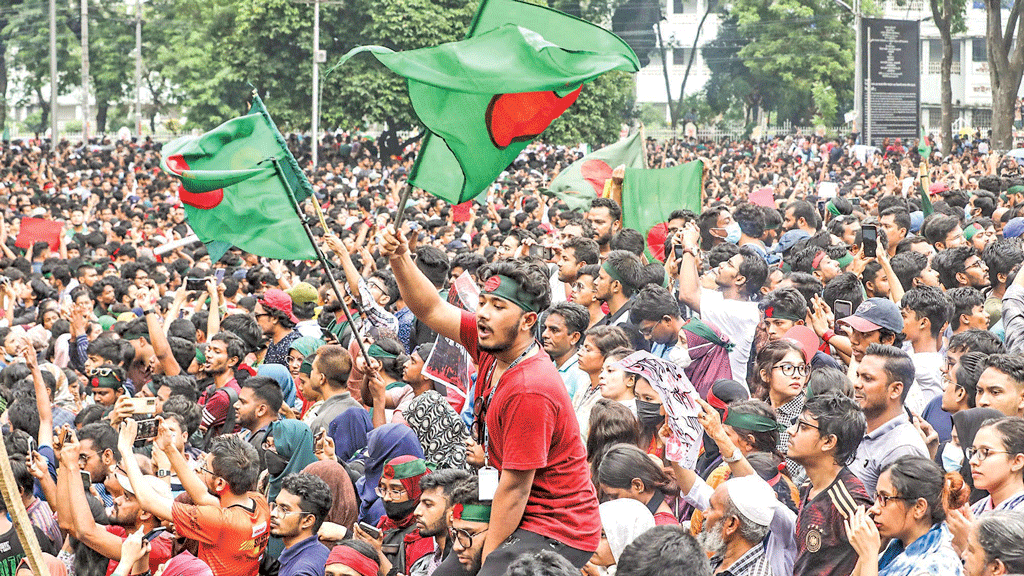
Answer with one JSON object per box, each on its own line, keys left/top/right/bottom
{"left": 479, "top": 341, "right": 537, "bottom": 466}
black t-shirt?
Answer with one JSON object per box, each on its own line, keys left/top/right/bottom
{"left": 0, "top": 524, "right": 59, "bottom": 574}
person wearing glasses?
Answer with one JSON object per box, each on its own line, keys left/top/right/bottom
{"left": 353, "top": 455, "right": 434, "bottom": 576}
{"left": 432, "top": 477, "right": 491, "bottom": 576}
{"left": 898, "top": 286, "right": 952, "bottom": 414}
{"left": 85, "top": 363, "right": 127, "bottom": 408}
{"left": 270, "top": 473, "right": 333, "bottom": 576}
{"left": 845, "top": 456, "right": 963, "bottom": 576}
{"left": 755, "top": 339, "right": 810, "bottom": 482}
{"left": 850, "top": 344, "right": 928, "bottom": 497}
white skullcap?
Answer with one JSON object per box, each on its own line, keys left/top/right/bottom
{"left": 724, "top": 476, "right": 778, "bottom": 527}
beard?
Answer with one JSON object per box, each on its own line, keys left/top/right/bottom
{"left": 108, "top": 505, "right": 138, "bottom": 528}
{"left": 477, "top": 319, "right": 521, "bottom": 355}
{"left": 418, "top": 517, "right": 447, "bottom": 538}
{"left": 595, "top": 231, "right": 612, "bottom": 246}
{"left": 697, "top": 519, "right": 728, "bottom": 558}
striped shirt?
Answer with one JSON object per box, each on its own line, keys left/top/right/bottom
{"left": 794, "top": 467, "right": 871, "bottom": 576}
{"left": 971, "top": 489, "right": 1024, "bottom": 516}
{"left": 711, "top": 542, "right": 775, "bottom": 576}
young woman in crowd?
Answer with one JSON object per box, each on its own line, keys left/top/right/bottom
{"left": 598, "top": 347, "right": 637, "bottom": 416}
{"left": 755, "top": 339, "right": 809, "bottom": 480}
{"left": 583, "top": 498, "right": 655, "bottom": 576}
{"left": 597, "top": 443, "right": 681, "bottom": 525}
{"left": 575, "top": 325, "right": 631, "bottom": 438}
{"left": 846, "top": 456, "right": 963, "bottom": 576}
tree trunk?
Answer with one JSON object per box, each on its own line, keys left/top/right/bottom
{"left": 672, "top": 0, "right": 715, "bottom": 126}
{"left": 96, "top": 102, "right": 107, "bottom": 134}
{"left": 934, "top": 0, "right": 954, "bottom": 156}
{"left": 37, "top": 88, "right": 49, "bottom": 136}
{"left": 0, "top": 44, "right": 7, "bottom": 134}
{"left": 986, "top": 0, "right": 1024, "bottom": 150}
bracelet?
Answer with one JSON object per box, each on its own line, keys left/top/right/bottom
{"left": 723, "top": 449, "right": 742, "bottom": 463}
{"left": 822, "top": 329, "right": 835, "bottom": 343}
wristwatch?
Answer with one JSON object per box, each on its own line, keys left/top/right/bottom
{"left": 722, "top": 449, "right": 743, "bottom": 463}
{"left": 156, "top": 469, "right": 171, "bottom": 478}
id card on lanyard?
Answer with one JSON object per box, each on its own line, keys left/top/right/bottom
{"left": 476, "top": 341, "right": 536, "bottom": 500}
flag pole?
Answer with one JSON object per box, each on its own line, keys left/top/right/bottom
{"left": 392, "top": 182, "right": 414, "bottom": 231}
{"left": 270, "top": 157, "right": 373, "bottom": 368}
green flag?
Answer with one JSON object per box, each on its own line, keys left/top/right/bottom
{"left": 159, "top": 96, "right": 317, "bottom": 261}
{"left": 622, "top": 160, "right": 704, "bottom": 260}
{"left": 340, "top": 0, "right": 639, "bottom": 205}
{"left": 544, "top": 131, "right": 644, "bottom": 211}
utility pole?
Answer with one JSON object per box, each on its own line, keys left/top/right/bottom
{"left": 49, "top": 0, "right": 56, "bottom": 146}
{"left": 854, "top": 0, "right": 862, "bottom": 144}
{"left": 311, "top": 0, "right": 320, "bottom": 169}
{"left": 81, "top": 0, "right": 89, "bottom": 142}
{"left": 135, "top": 0, "right": 142, "bottom": 137}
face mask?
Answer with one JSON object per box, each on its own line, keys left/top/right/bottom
{"left": 941, "top": 442, "right": 965, "bottom": 473}
{"left": 636, "top": 399, "right": 664, "bottom": 430}
{"left": 383, "top": 497, "right": 418, "bottom": 521}
{"left": 721, "top": 222, "right": 741, "bottom": 244}
{"left": 265, "top": 450, "right": 288, "bottom": 477}
{"left": 965, "top": 204, "right": 973, "bottom": 219}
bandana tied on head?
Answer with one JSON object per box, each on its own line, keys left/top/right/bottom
{"left": 724, "top": 409, "right": 786, "bottom": 433}
{"left": 601, "top": 262, "right": 633, "bottom": 296}
{"left": 367, "top": 343, "right": 399, "bottom": 360}
{"left": 762, "top": 306, "right": 803, "bottom": 323}
{"left": 326, "top": 546, "right": 378, "bottom": 576}
{"left": 452, "top": 502, "right": 491, "bottom": 523}
{"left": 963, "top": 223, "right": 982, "bottom": 241}
{"left": 481, "top": 275, "right": 539, "bottom": 313}
{"left": 381, "top": 455, "right": 429, "bottom": 502}
{"left": 89, "top": 372, "right": 123, "bottom": 391}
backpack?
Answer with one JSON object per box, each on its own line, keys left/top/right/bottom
{"left": 200, "top": 383, "right": 239, "bottom": 450}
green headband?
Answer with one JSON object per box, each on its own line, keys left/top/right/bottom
{"left": 367, "top": 343, "right": 398, "bottom": 360}
{"left": 481, "top": 274, "right": 539, "bottom": 313}
{"left": 826, "top": 201, "right": 841, "bottom": 217}
{"left": 453, "top": 503, "right": 491, "bottom": 523}
{"left": 194, "top": 347, "right": 206, "bottom": 366}
{"left": 382, "top": 458, "right": 427, "bottom": 480}
{"left": 963, "top": 223, "right": 982, "bottom": 241}
{"left": 88, "top": 374, "right": 123, "bottom": 391}
{"left": 1010, "top": 185, "right": 1024, "bottom": 195}
{"left": 601, "top": 262, "right": 634, "bottom": 296}
{"left": 836, "top": 252, "right": 854, "bottom": 269}
{"left": 724, "top": 410, "right": 785, "bottom": 433}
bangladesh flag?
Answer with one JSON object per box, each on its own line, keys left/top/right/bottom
{"left": 544, "top": 131, "right": 644, "bottom": 212}
{"left": 159, "top": 96, "right": 318, "bottom": 261}
{"left": 622, "top": 160, "right": 704, "bottom": 261}
{"left": 340, "top": 0, "right": 639, "bottom": 205}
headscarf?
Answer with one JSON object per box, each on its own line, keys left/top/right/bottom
{"left": 290, "top": 336, "right": 324, "bottom": 358}
{"left": 952, "top": 407, "right": 1005, "bottom": 501}
{"left": 681, "top": 319, "right": 734, "bottom": 399}
{"left": 356, "top": 423, "right": 424, "bottom": 525}
{"left": 303, "top": 460, "right": 358, "bottom": 531}
{"left": 599, "top": 498, "right": 655, "bottom": 563}
{"left": 328, "top": 406, "right": 373, "bottom": 462}
{"left": 257, "top": 363, "right": 297, "bottom": 408}
{"left": 266, "top": 419, "right": 317, "bottom": 500}
{"left": 326, "top": 545, "right": 378, "bottom": 576}
{"left": 405, "top": 391, "right": 470, "bottom": 470}
{"left": 156, "top": 552, "right": 214, "bottom": 576}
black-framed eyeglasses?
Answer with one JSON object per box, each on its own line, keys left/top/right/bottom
{"left": 773, "top": 363, "right": 810, "bottom": 377}
{"left": 199, "top": 465, "right": 216, "bottom": 477}
{"left": 874, "top": 492, "right": 914, "bottom": 507}
{"left": 966, "top": 447, "right": 1011, "bottom": 462}
{"left": 794, "top": 418, "right": 820, "bottom": 434}
{"left": 449, "top": 527, "right": 488, "bottom": 549}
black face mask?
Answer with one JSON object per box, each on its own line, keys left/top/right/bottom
{"left": 383, "top": 498, "right": 418, "bottom": 521}
{"left": 636, "top": 399, "right": 664, "bottom": 430}
{"left": 265, "top": 450, "right": 288, "bottom": 477}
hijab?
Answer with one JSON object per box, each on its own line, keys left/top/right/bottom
{"left": 599, "top": 498, "right": 655, "bottom": 563}
{"left": 156, "top": 552, "right": 214, "bottom": 576}
{"left": 681, "top": 320, "right": 734, "bottom": 399}
{"left": 405, "top": 391, "right": 470, "bottom": 470}
{"left": 258, "top": 363, "right": 297, "bottom": 408}
{"left": 290, "top": 336, "right": 324, "bottom": 358}
{"left": 356, "top": 423, "right": 424, "bottom": 525}
{"left": 952, "top": 407, "right": 1006, "bottom": 502}
{"left": 328, "top": 406, "right": 373, "bottom": 462}
{"left": 303, "top": 460, "right": 358, "bottom": 530}
{"left": 266, "top": 419, "right": 317, "bottom": 500}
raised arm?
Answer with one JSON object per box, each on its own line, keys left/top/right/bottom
{"left": 154, "top": 417, "right": 218, "bottom": 507}
{"left": 23, "top": 347, "right": 53, "bottom": 448}
{"left": 116, "top": 420, "right": 175, "bottom": 521}
{"left": 146, "top": 309, "right": 180, "bottom": 376}
{"left": 379, "top": 225, "right": 462, "bottom": 343}
{"left": 63, "top": 432, "right": 128, "bottom": 560}
{"left": 676, "top": 222, "right": 703, "bottom": 313}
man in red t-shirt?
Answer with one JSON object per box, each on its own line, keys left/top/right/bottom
{"left": 117, "top": 418, "right": 270, "bottom": 576}
{"left": 381, "top": 226, "right": 600, "bottom": 576}
{"left": 198, "top": 332, "right": 245, "bottom": 435}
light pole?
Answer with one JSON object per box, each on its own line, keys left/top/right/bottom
{"left": 294, "top": 0, "right": 334, "bottom": 170}
{"left": 135, "top": 0, "right": 142, "bottom": 137}
{"left": 49, "top": 0, "right": 56, "bottom": 145}
{"left": 81, "top": 0, "right": 89, "bottom": 141}
{"left": 833, "top": 0, "right": 861, "bottom": 141}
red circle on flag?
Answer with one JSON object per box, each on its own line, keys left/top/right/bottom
{"left": 484, "top": 276, "right": 502, "bottom": 292}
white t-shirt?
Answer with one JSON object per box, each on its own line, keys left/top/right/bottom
{"left": 698, "top": 288, "right": 760, "bottom": 383}
{"left": 906, "top": 351, "right": 944, "bottom": 414}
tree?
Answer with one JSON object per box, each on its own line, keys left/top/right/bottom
{"left": 672, "top": 0, "right": 716, "bottom": 126}
{"left": 984, "top": 0, "right": 1024, "bottom": 149}
{"left": 542, "top": 70, "right": 637, "bottom": 145}
{"left": 929, "top": 0, "right": 967, "bottom": 155}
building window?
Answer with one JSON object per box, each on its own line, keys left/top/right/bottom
{"left": 973, "top": 38, "right": 986, "bottom": 62}
{"left": 974, "top": 109, "right": 992, "bottom": 127}
{"left": 673, "top": 0, "right": 699, "bottom": 14}
{"left": 673, "top": 48, "right": 693, "bottom": 66}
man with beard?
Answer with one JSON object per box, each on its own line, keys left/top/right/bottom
{"left": 117, "top": 418, "right": 270, "bottom": 576}
{"left": 554, "top": 237, "right": 599, "bottom": 304}
{"left": 197, "top": 332, "right": 245, "bottom": 437}
{"left": 58, "top": 429, "right": 174, "bottom": 575}
{"left": 380, "top": 225, "right": 600, "bottom": 576}
{"left": 271, "top": 473, "right": 332, "bottom": 576}
{"left": 594, "top": 250, "right": 645, "bottom": 350}
{"left": 235, "top": 376, "right": 283, "bottom": 466}
{"left": 541, "top": 303, "right": 590, "bottom": 401}
{"left": 435, "top": 477, "right": 491, "bottom": 576}
{"left": 408, "top": 469, "right": 472, "bottom": 576}
{"left": 587, "top": 198, "right": 622, "bottom": 256}
{"left": 699, "top": 477, "right": 777, "bottom": 576}
{"left": 353, "top": 456, "right": 434, "bottom": 576}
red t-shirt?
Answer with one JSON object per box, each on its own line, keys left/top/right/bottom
{"left": 104, "top": 527, "right": 174, "bottom": 576}
{"left": 459, "top": 310, "right": 601, "bottom": 551}
{"left": 171, "top": 493, "right": 270, "bottom": 576}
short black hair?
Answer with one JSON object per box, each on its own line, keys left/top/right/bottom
{"left": 220, "top": 315, "right": 262, "bottom": 355}
{"left": 603, "top": 250, "right": 643, "bottom": 297}
{"left": 419, "top": 469, "right": 472, "bottom": 503}
{"left": 563, "top": 236, "right": 599, "bottom": 266}
{"left": 923, "top": 214, "right": 961, "bottom": 247}
{"left": 168, "top": 336, "right": 197, "bottom": 372}
{"left": 278, "top": 473, "right": 333, "bottom": 532}
{"left": 803, "top": 391, "right": 866, "bottom": 466}
{"left": 880, "top": 207, "right": 911, "bottom": 236}
{"left": 737, "top": 246, "right": 769, "bottom": 298}
{"left": 242, "top": 375, "right": 284, "bottom": 413}
{"left": 890, "top": 251, "right": 930, "bottom": 289}
{"left": 504, "top": 549, "right": 580, "bottom": 576}
{"left": 758, "top": 286, "right": 807, "bottom": 321}
{"left": 208, "top": 434, "right": 260, "bottom": 495}
{"left": 547, "top": 302, "right": 590, "bottom": 340}
{"left": 932, "top": 246, "right": 977, "bottom": 289}
{"left": 78, "top": 423, "right": 120, "bottom": 464}
{"left": 209, "top": 332, "right": 245, "bottom": 367}
{"left": 415, "top": 246, "right": 451, "bottom": 289}
{"left": 900, "top": 286, "right": 952, "bottom": 339}
{"left": 734, "top": 203, "right": 766, "bottom": 238}
{"left": 590, "top": 198, "right": 622, "bottom": 222}
{"left": 629, "top": 285, "right": 681, "bottom": 324}
{"left": 787, "top": 200, "right": 821, "bottom": 231}
{"left": 784, "top": 272, "right": 824, "bottom": 308}
{"left": 947, "top": 287, "right": 985, "bottom": 331}
{"left": 609, "top": 229, "right": 645, "bottom": 256}
{"left": 948, "top": 329, "right": 1005, "bottom": 355}
{"left": 864, "top": 343, "right": 916, "bottom": 402}
{"left": 983, "top": 239, "right": 1022, "bottom": 288}
{"left": 822, "top": 272, "right": 864, "bottom": 315}
{"left": 981, "top": 354, "right": 1024, "bottom": 390}
{"left": 616, "top": 525, "right": 711, "bottom": 576}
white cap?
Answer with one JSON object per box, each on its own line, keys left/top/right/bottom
{"left": 724, "top": 476, "right": 778, "bottom": 527}
{"left": 116, "top": 473, "right": 172, "bottom": 500}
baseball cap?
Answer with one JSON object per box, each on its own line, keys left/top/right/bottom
{"left": 258, "top": 288, "right": 299, "bottom": 324}
{"left": 839, "top": 297, "right": 903, "bottom": 334}
{"left": 1004, "top": 217, "right": 1024, "bottom": 239}
{"left": 285, "top": 282, "right": 318, "bottom": 305}
{"left": 783, "top": 325, "right": 820, "bottom": 364}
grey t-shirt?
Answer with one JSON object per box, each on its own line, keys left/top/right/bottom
{"left": 849, "top": 412, "right": 928, "bottom": 497}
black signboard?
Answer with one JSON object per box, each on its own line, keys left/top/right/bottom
{"left": 862, "top": 18, "right": 921, "bottom": 147}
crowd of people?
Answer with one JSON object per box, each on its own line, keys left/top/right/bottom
{"left": 1, "top": 128, "right": 1024, "bottom": 576}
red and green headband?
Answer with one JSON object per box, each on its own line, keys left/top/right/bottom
{"left": 382, "top": 457, "right": 427, "bottom": 481}
{"left": 482, "top": 275, "right": 539, "bottom": 313}
{"left": 452, "top": 503, "right": 491, "bottom": 523}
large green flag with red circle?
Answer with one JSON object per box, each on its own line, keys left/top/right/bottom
{"left": 338, "top": 0, "right": 640, "bottom": 205}
{"left": 159, "top": 96, "right": 318, "bottom": 261}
